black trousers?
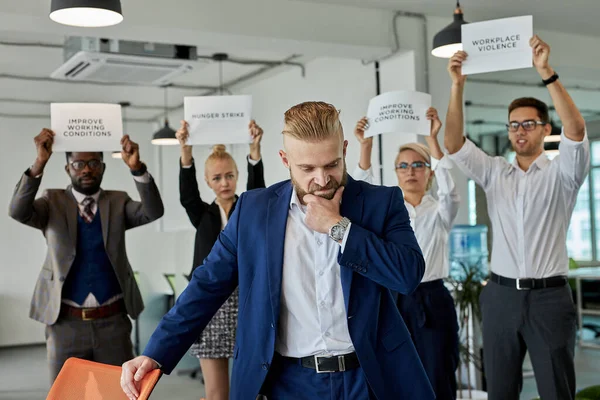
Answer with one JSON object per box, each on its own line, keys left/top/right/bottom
{"left": 397, "top": 279, "right": 459, "bottom": 400}
{"left": 480, "top": 280, "right": 577, "bottom": 400}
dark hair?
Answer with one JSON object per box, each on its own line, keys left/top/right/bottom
{"left": 65, "top": 152, "right": 104, "bottom": 163}
{"left": 508, "top": 97, "right": 550, "bottom": 123}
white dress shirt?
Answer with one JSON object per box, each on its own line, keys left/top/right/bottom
{"left": 276, "top": 187, "right": 354, "bottom": 358}
{"left": 62, "top": 172, "right": 151, "bottom": 308}
{"left": 353, "top": 156, "right": 460, "bottom": 282}
{"left": 448, "top": 129, "right": 590, "bottom": 279}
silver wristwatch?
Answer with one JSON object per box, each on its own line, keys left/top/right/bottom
{"left": 328, "top": 217, "right": 351, "bottom": 242}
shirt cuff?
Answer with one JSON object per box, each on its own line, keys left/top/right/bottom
{"left": 431, "top": 155, "right": 453, "bottom": 171}
{"left": 340, "top": 222, "right": 352, "bottom": 253}
{"left": 27, "top": 167, "right": 42, "bottom": 179}
{"left": 133, "top": 172, "right": 151, "bottom": 183}
{"left": 247, "top": 155, "right": 261, "bottom": 166}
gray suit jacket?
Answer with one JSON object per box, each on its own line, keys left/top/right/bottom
{"left": 8, "top": 171, "right": 165, "bottom": 325}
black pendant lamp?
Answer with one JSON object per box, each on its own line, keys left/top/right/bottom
{"left": 431, "top": 1, "right": 469, "bottom": 58}
{"left": 50, "top": 0, "right": 123, "bottom": 27}
{"left": 151, "top": 87, "right": 178, "bottom": 145}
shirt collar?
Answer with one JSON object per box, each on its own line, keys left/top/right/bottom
{"left": 71, "top": 187, "right": 100, "bottom": 204}
{"left": 509, "top": 152, "right": 551, "bottom": 174}
{"left": 290, "top": 186, "right": 302, "bottom": 210}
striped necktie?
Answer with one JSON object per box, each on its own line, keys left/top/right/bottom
{"left": 81, "top": 197, "right": 95, "bottom": 223}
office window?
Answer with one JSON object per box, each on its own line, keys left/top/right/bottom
{"left": 468, "top": 179, "right": 477, "bottom": 226}
{"left": 593, "top": 168, "right": 600, "bottom": 260}
{"left": 567, "top": 140, "right": 599, "bottom": 262}
{"left": 567, "top": 178, "right": 592, "bottom": 261}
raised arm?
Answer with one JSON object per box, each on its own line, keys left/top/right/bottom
{"left": 176, "top": 120, "right": 210, "bottom": 227}
{"left": 352, "top": 116, "right": 375, "bottom": 184}
{"left": 247, "top": 120, "right": 266, "bottom": 190}
{"left": 303, "top": 185, "right": 425, "bottom": 295}
{"left": 444, "top": 52, "right": 498, "bottom": 191}
{"left": 119, "top": 135, "right": 165, "bottom": 228}
{"left": 8, "top": 129, "right": 54, "bottom": 229}
{"left": 339, "top": 186, "right": 425, "bottom": 295}
{"left": 444, "top": 52, "right": 467, "bottom": 155}
{"left": 425, "top": 108, "right": 460, "bottom": 228}
{"left": 531, "top": 35, "right": 585, "bottom": 142}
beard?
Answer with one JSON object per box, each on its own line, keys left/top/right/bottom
{"left": 291, "top": 162, "right": 348, "bottom": 204}
{"left": 71, "top": 173, "right": 103, "bottom": 196}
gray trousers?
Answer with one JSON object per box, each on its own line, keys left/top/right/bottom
{"left": 45, "top": 312, "right": 134, "bottom": 382}
{"left": 480, "top": 280, "right": 577, "bottom": 400}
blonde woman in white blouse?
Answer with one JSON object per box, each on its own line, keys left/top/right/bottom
{"left": 353, "top": 108, "right": 461, "bottom": 400}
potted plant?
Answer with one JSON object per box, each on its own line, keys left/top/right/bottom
{"left": 446, "top": 256, "right": 488, "bottom": 399}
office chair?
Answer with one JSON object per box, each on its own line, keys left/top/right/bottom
{"left": 46, "top": 357, "right": 162, "bottom": 400}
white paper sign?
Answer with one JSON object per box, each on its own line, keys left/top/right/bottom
{"left": 184, "top": 95, "right": 252, "bottom": 145}
{"left": 366, "top": 91, "right": 432, "bottom": 138}
{"left": 51, "top": 103, "right": 123, "bottom": 152}
{"left": 461, "top": 15, "right": 533, "bottom": 75}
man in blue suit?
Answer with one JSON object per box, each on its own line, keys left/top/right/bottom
{"left": 121, "top": 101, "right": 435, "bottom": 400}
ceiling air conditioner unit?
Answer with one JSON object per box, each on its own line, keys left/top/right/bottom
{"left": 50, "top": 37, "right": 201, "bottom": 86}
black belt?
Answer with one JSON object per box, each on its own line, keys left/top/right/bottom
{"left": 491, "top": 272, "right": 568, "bottom": 290}
{"left": 281, "top": 352, "right": 360, "bottom": 373}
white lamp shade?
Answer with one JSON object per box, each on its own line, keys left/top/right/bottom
{"left": 50, "top": 0, "right": 123, "bottom": 27}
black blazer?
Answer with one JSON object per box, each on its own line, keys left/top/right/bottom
{"left": 179, "top": 157, "right": 265, "bottom": 276}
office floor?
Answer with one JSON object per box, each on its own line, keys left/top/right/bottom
{"left": 0, "top": 341, "right": 598, "bottom": 400}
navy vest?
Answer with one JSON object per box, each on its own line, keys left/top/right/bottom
{"left": 62, "top": 210, "right": 122, "bottom": 305}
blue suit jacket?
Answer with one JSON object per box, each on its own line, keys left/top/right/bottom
{"left": 144, "top": 176, "right": 435, "bottom": 400}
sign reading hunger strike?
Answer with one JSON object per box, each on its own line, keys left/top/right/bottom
{"left": 365, "top": 91, "right": 432, "bottom": 138}
{"left": 51, "top": 103, "right": 123, "bottom": 151}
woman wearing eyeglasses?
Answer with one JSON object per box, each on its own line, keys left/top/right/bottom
{"left": 353, "top": 107, "right": 461, "bottom": 400}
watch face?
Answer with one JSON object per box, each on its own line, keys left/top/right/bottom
{"left": 331, "top": 225, "right": 343, "bottom": 240}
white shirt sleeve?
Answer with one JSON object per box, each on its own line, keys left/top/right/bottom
{"left": 340, "top": 223, "right": 352, "bottom": 253}
{"left": 247, "top": 155, "right": 261, "bottom": 166}
{"left": 352, "top": 164, "right": 375, "bottom": 184}
{"left": 558, "top": 127, "right": 590, "bottom": 191}
{"left": 433, "top": 155, "right": 461, "bottom": 230}
{"left": 447, "top": 138, "right": 499, "bottom": 192}
{"left": 132, "top": 172, "right": 151, "bottom": 184}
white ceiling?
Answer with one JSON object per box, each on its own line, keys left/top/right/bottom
{"left": 2, "top": 0, "right": 600, "bottom": 129}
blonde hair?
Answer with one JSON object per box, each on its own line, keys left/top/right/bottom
{"left": 204, "top": 144, "right": 237, "bottom": 174}
{"left": 282, "top": 101, "right": 344, "bottom": 142}
{"left": 397, "top": 143, "right": 434, "bottom": 191}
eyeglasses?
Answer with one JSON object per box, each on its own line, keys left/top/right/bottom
{"left": 395, "top": 161, "right": 431, "bottom": 171}
{"left": 506, "top": 120, "right": 546, "bottom": 132}
{"left": 70, "top": 159, "right": 103, "bottom": 171}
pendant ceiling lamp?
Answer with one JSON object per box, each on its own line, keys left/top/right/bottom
{"left": 50, "top": 0, "right": 123, "bottom": 28}
{"left": 151, "top": 87, "right": 178, "bottom": 146}
{"left": 431, "top": 1, "right": 469, "bottom": 58}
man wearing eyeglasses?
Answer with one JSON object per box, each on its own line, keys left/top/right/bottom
{"left": 444, "top": 35, "right": 589, "bottom": 400}
{"left": 8, "top": 129, "right": 164, "bottom": 382}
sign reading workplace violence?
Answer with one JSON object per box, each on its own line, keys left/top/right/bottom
{"left": 51, "top": 103, "right": 123, "bottom": 151}
{"left": 184, "top": 95, "right": 252, "bottom": 145}
{"left": 461, "top": 15, "right": 533, "bottom": 75}
{"left": 365, "top": 91, "right": 432, "bottom": 138}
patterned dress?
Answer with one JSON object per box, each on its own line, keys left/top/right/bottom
{"left": 190, "top": 202, "right": 236, "bottom": 359}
